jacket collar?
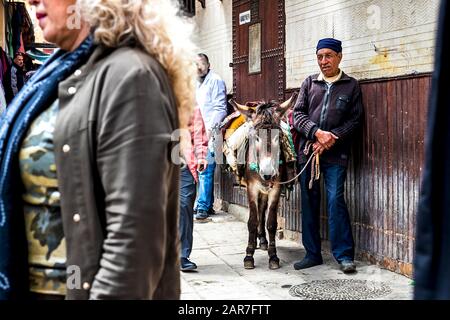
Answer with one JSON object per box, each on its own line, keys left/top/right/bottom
{"left": 60, "top": 45, "right": 113, "bottom": 87}
{"left": 197, "top": 69, "right": 214, "bottom": 88}
{"left": 12, "top": 62, "right": 24, "bottom": 70}
{"left": 313, "top": 71, "right": 351, "bottom": 83}
{"left": 317, "top": 69, "right": 343, "bottom": 83}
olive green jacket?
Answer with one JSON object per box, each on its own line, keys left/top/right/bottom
{"left": 55, "top": 45, "right": 180, "bottom": 300}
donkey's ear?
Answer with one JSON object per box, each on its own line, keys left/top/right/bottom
{"left": 277, "top": 91, "right": 299, "bottom": 117}
{"left": 229, "top": 99, "right": 255, "bottom": 120}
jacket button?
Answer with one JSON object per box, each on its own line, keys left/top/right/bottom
{"left": 73, "top": 213, "right": 81, "bottom": 222}
{"left": 62, "top": 144, "right": 71, "bottom": 153}
{"left": 74, "top": 69, "right": 82, "bottom": 76}
{"left": 51, "top": 191, "right": 60, "bottom": 198}
{"left": 83, "top": 282, "right": 91, "bottom": 290}
{"left": 68, "top": 87, "right": 77, "bottom": 95}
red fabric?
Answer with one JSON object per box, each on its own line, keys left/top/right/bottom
{"left": 19, "top": 33, "right": 25, "bottom": 54}
{"left": 183, "top": 107, "right": 208, "bottom": 182}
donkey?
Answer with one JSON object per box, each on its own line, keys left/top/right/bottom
{"left": 228, "top": 93, "right": 298, "bottom": 269}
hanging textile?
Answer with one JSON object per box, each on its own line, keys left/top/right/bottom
{"left": 0, "top": 48, "right": 11, "bottom": 82}
{"left": 4, "top": 2, "right": 35, "bottom": 56}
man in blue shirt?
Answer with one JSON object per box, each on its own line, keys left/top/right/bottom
{"left": 194, "top": 53, "right": 227, "bottom": 220}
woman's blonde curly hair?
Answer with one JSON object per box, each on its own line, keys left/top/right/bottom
{"left": 78, "top": 0, "right": 197, "bottom": 128}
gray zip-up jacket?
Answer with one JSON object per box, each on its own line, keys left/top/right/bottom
{"left": 293, "top": 72, "right": 364, "bottom": 167}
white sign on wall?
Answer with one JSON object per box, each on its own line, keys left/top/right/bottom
{"left": 239, "top": 10, "right": 251, "bottom": 25}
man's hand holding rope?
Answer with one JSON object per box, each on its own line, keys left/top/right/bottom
{"left": 314, "top": 128, "right": 339, "bottom": 150}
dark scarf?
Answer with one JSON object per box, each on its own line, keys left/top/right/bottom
{"left": 0, "top": 35, "right": 95, "bottom": 300}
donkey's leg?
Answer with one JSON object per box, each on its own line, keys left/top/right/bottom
{"left": 267, "top": 189, "right": 281, "bottom": 269}
{"left": 245, "top": 198, "right": 258, "bottom": 269}
{"left": 257, "top": 193, "right": 269, "bottom": 250}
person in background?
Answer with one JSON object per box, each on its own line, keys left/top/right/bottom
{"left": 179, "top": 108, "right": 208, "bottom": 271}
{"left": 194, "top": 53, "right": 227, "bottom": 220}
{"left": 3, "top": 51, "right": 26, "bottom": 104}
{"left": 0, "top": 0, "right": 196, "bottom": 300}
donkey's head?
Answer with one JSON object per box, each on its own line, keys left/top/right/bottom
{"left": 229, "top": 92, "right": 298, "bottom": 182}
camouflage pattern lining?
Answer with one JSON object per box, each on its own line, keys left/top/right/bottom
{"left": 19, "top": 100, "right": 66, "bottom": 296}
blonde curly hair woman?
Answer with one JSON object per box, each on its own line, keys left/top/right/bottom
{"left": 0, "top": 0, "right": 196, "bottom": 300}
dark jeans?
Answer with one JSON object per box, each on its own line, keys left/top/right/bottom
{"left": 179, "top": 167, "right": 196, "bottom": 259}
{"left": 299, "top": 162, "right": 354, "bottom": 263}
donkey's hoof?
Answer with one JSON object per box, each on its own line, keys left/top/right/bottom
{"left": 244, "top": 257, "right": 255, "bottom": 269}
{"left": 259, "top": 241, "right": 268, "bottom": 251}
{"left": 269, "top": 257, "right": 280, "bottom": 270}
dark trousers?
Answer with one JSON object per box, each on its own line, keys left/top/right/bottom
{"left": 300, "top": 162, "right": 354, "bottom": 263}
{"left": 179, "top": 167, "right": 196, "bottom": 259}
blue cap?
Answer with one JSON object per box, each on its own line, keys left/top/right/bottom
{"left": 316, "top": 38, "right": 342, "bottom": 54}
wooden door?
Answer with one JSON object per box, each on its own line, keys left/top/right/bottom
{"left": 232, "top": 0, "right": 285, "bottom": 103}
